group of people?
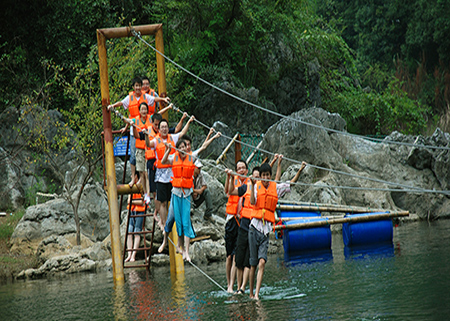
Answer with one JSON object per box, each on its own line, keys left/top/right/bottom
{"left": 223, "top": 155, "right": 307, "bottom": 299}
{"left": 108, "top": 77, "right": 219, "bottom": 262}
{"left": 108, "top": 76, "right": 309, "bottom": 300}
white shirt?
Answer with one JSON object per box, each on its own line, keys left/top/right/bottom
{"left": 150, "top": 133, "right": 180, "bottom": 183}
{"left": 250, "top": 182, "right": 283, "bottom": 235}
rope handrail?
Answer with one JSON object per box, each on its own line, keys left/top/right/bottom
{"left": 130, "top": 28, "right": 450, "bottom": 152}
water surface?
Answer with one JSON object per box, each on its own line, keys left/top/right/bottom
{"left": 1, "top": 220, "right": 449, "bottom": 320}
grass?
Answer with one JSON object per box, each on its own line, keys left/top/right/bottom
{"left": 0, "top": 210, "right": 39, "bottom": 281}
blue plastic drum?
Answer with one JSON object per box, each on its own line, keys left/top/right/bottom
{"left": 277, "top": 210, "right": 320, "bottom": 218}
{"left": 282, "top": 218, "right": 332, "bottom": 254}
{"left": 342, "top": 213, "right": 393, "bottom": 246}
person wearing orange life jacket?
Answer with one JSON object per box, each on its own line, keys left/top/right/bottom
{"left": 128, "top": 102, "right": 152, "bottom": 205}
{"left": 160, "top": 140, "right": 196, "bottom": 262}
{"left": 146, "top": 115, "right": 195, "bottom": 232}
{"left": 223, "top": 160, "right": 249, "bottom": 293}
{"left": 107, "top": 77, "right": 171, "bottom": 187}
{"left": 141, "top": 76, "right": 159, "bottom": 116}
{"left": 125, "top": 172, "right": 145, "bottom": 263}
{"left": 227, "top": 166, "right": 260, "bottom": 295}
{"left": 157, "top": 129, "right": 223, "bottom": 254}
{"left": 248, "top": 162, "right": 281, "bottom": 300}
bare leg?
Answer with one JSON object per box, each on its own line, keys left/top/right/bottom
{"left": 184, "top": 236, "right": 191, "bottom": 262}
{"left": 159, "top": 202, "right": 168, "bottom": 231}
{"left": 230, "top": 261, "right": 237, "bottom": 292}
{"left": 239, "top": 267, "right": 250, "bottom": 292}
{"left": 226, "top": 255, "right": 234, "bottom": 293}
{"left": 254, "top": 258, "right": 266, "bottom": 300}
{"left": 178, "top": 236, "right": 185, "bottom": 259}
{"left": 130, "top": 235, "right": 141, "bottom": 262}
{"left": 158, "top": 231, "right": 167, "bottom": 253}
{"left": 249, "top": 265, "right": 257, "bottom": 299}
{"left": 237, "top": 267, "right": 243, "bottom": 291}
{"left": 128, "top": 164, "right": 136, "bottom": 187}
{"left": 125, "top": 234, "right": 133, "bottom": 262}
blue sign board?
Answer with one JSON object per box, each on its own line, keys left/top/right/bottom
{"left": 113, "top": 136, "right": 130, "bottom": 157}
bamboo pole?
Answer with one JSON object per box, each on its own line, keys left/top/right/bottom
{"left": 246, "top": 139, "right": 264, "bottom": 165}
{"left": 97, "top": 24, "right": 162, "bottom": 39}
{"left": 277, "top": 204, "right": 386, "bottom": 214}
{"left": 116, "top": 184, "right": 143, "bottom": 195}
{"left": 216, "top": 133, "right": 239, "bottom": 164}
{"left": 97, "top": 29, "right": 124, "bottom": 284}
{"left": 274, "top": 211, "right": 409, "bottom": 230}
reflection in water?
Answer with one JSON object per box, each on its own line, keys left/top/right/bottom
{"left": 2, "top": 221, "right": 450, "bottom": 320}
{"left": 112, "top": 281, "right": 128, "bottom": 321}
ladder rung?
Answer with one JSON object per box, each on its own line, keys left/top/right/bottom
{"left": 124, "top": 264, "right": 149, "bottom": 268}
{"left": 128, "top": 231, "right": 154, "bottom": 235}
{"left": 125, "top": 247, "right": 152, "bottom": 251}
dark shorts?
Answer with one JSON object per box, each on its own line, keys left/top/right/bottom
{"left": 235, "top": 227, "right": 250, "bottom": 269}
{"left": 156, "top": 182, "right": 172, "bottom": 203}
{"left": 147, "top": 159, "right": 157, "bottom": 193}
{"left": 225, "top": 217, "right": 240, "bottom": 257}
{"left": 248, "top": 226, "right": 269, "bottom": 266}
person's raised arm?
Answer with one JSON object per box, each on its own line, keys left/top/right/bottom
{"left": 269, "top": 153, "right": 279, "bottom": 168}
{"left": 107, "top": 101, "right": 123, "bottom": 111}
{"left": 224, "top": 169, "right": 232, "bottom": 194}
{"left": 173, "top": 112, "right": 187, "bottom": 134}
{"left": 275, "top": 154, "right": 283, "bottom": 182}
{"left": 250, "top": 176, "right": 256, "bottom": 205}
{"left": 161, "top": 142, "right": 172, "bottom": 165}
{"left": 226, "top": 169, "right": 240, "bottom": 196}
{"left": 158, "top": 103, "right": 173, "bottom": 116}
{"left": 196, "top": 129, "right": 222, "bottom": 155}
{"left": 290, "top": 161, "right": 307, "bottom": 184}
{"left": 178, "top": 114, "right": 195, "bottom": 137}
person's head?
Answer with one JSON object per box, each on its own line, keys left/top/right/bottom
{"left": 180, "top": 134, "right": 192, "bottom": 152}
{"left": 259, "top": 163, "right": 272, "bottom": 188}
{"left": 158, "top": 119, "right": 169, "bottom": 137}
{"left": 152, "top": 113, "right": 162, "bottom": 131}
{"left": 176, "top": 139, "right": 187, "bottom": 156}
{"left": 139, "top": 102, "right": 148, "bottom": 118}
{"left": 252, "top": 166, "right": 260, "bottom": 179}
{"left": 236, "top": 159, "right": 248, "bottom": 178}
{"left": 141, "top": 76, "right": 150, "bottom": 93}
{"left": 131, "top": 77, "right": 142, "bottom": 94}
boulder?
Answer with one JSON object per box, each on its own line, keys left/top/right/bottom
{"left": 10, "top": 182, "right": 110, "bottom": 255}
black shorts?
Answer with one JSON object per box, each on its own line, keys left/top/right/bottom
{"left": 225, "top": 217, "right": 240, "bottom": 257}
{"left": 235, "top": 227, "right": 250, "bottom": 269}
{"left": 147, "top": 159, "right": 157, "bottom": 193}
{"left": 156, "top": 182, "right": 172, "bottom": 203}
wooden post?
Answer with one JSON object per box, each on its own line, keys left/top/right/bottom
{"left": 97, "top": 29, "right": 124, "bottom": 284}
{"left": 155, "top": 27, "right": 168, "bottom": 120}
{"left": 235, "top": 134, "right": 241, "bottom": 164}
{"left": 216, "top": 133, "right": 239, "bottom": 164}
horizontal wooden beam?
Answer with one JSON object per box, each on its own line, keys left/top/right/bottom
{"left": 97, "top": 24, "right": 162, "bottom": 39}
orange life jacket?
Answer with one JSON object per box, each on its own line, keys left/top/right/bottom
{"left": 141, "top": 88, "right": 157, "bottom": 115}
{"left": 226, "top": 177, "right": 248, "bottom": 215}
{"left": 128, "top": 92, "right": 146, "bottom": 119}
{"left": 171, "top": 152, "right": 196, "bottom": 189}
{"left": 155, "top": 135, "right": 175, "bottom": 168}
{"left": 145, "top": 126, "right": 159, "bottom": 160}
{"left": 133, "top": 115, "right": 149, "bottom": 150}
{"left": 240, "top": 185, "right": 254, "bottom": 219}
{"left": 252, "top": 181, "right": 278, "bottom": 224}
{"left": 131, "top": 193, "right": 145, "bottom": 212}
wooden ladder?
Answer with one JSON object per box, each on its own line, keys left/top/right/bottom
{"left": 122, "top": 201, "right": 156, "bottom": 270}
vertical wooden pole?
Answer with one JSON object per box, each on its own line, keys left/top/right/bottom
{"left": 169, "top": 223, "right": 185, "bottom": 274}
{"left": 155, "top": 27, "right": 168, "bottom": 120}
{"left": 97, "top": 30, "right": 124, "bottom": 284}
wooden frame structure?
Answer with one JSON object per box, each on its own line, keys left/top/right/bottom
{"left": 97, "top": 24, "right": 168, "bottom": 283}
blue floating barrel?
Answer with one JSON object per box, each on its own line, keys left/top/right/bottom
{"left": 282, "top": 218, "right": 332, "bottom": 254}
{"left": 342, "top": 213, "right": 393, "bottom": 246}
{"left": 277, "top": 210, "right": 321, "bottom": 218}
